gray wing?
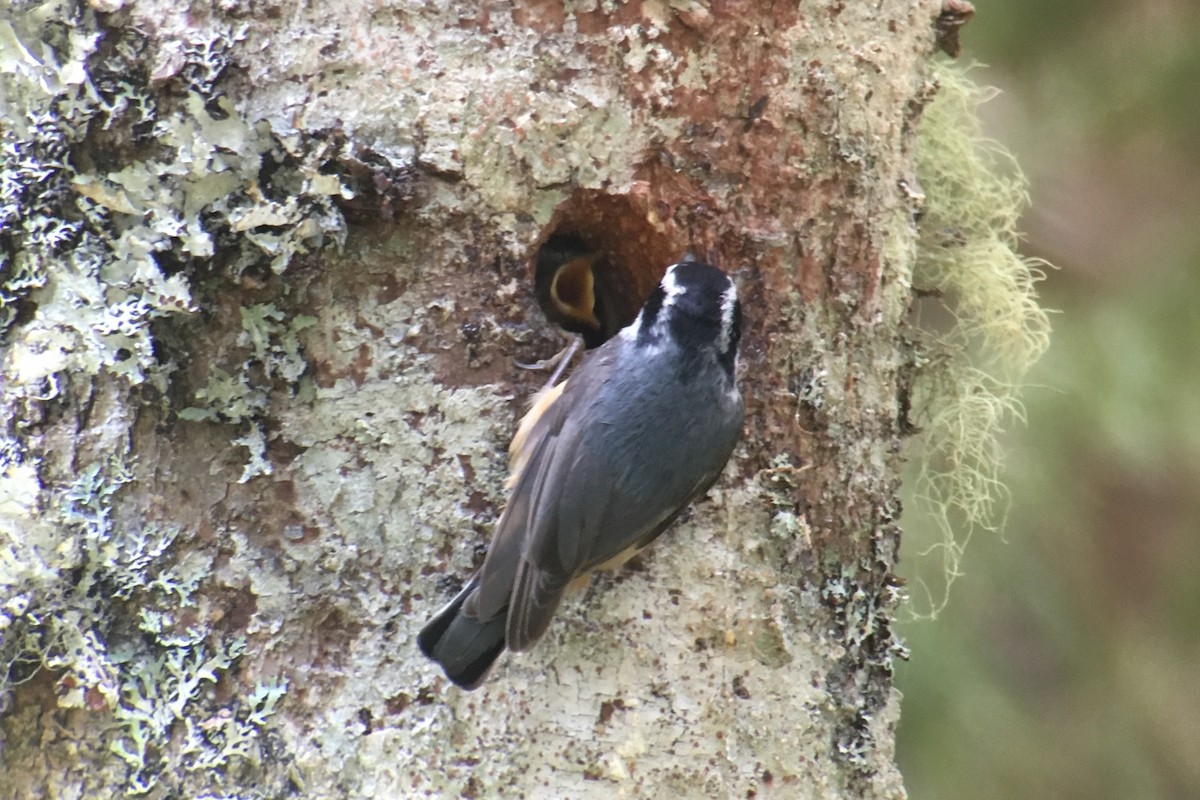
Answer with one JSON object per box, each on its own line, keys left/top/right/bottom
{"left": 504, "top": 384, "right": 741, "bottom": 651}
{"left": 465, "top": 344, "right": 741, "bottom": 654}
{"left": 463, "top": 350, "right": 615, "bottom": 630}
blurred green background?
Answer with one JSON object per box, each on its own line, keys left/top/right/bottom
{"left": 896, "top": 2, "right": 1200, "bottom": 798}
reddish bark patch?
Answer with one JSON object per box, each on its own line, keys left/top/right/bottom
{"left": 511, "top": 0, "right": 566, "bottom": 33}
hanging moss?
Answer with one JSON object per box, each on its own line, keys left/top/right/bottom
{"left": 906, "top": 61, "right": 1052, "bottom": 615}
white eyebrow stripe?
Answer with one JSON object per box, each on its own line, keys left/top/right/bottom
{"left": 718, "top": 281, "right": 738, "bottom": 353}
{"left": 660, "top": 264, "right": 685, "bottom": 308}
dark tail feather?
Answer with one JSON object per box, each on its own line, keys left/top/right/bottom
{"left": 417, "top": 574, "right": 507, "bottom": 690}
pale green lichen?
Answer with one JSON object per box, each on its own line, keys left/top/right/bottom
{"left": 3, "top": 0, "right": 344, "bottom": 466}
{"left": 2, "top": 3, "right": 324, "bottom": 793}
{"left": 1, "top": 6, "right": 187, "bottom": 389}
{"left": 180, "top": 304, "right": 318, "bottom": 480}
{"left": 111, "top": 636, "right": 289, "bottom": 797}
{"left": 2, "top": 5, "right": 344, "bottom": 395}
{"left": 179, "top": 368, "right": 269, "bottom": 425}
{"left": 0, "top": 457, "right": 134, "bottom": 713}
{"left": 106, "top": 545, "right": 290, "bottom": 798}
{"left": 1, "top": 440, "right": 290, "bottom": 796}
{"left": 905, "top": 61, "right": 1052, "bottom": 615}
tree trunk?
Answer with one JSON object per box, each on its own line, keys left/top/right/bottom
{"left": 2, "top": 0, "right": 948, "bottom": 797}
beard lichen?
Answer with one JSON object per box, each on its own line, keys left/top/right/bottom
{"left": 904, "top": 61, "right": 1052, "bottom": 616}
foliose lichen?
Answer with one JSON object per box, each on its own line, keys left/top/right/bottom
{"left": 1, "top": 1, "right": 358, "bottom": 793}
{"left": 3, "top": 2, "right": 346, "bottom": 404}
{"left": 1, "top": 437, "right": 292, "bottom": 795}
{"left": 180, "top": 303, "right": 317, "bottom": 481}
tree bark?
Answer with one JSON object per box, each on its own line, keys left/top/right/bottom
{"left": 1, "top": 0, "right": 944, "bottom": 797}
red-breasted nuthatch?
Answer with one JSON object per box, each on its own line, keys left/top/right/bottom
{"left": 418, "top": 258, "right": 744, "bottom": 689}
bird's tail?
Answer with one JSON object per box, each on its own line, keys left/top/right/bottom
{"left": 417, "top": 574, "right": 506, "bottom": 690}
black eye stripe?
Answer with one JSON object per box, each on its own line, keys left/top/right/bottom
{"left": 642, "top": 285, "right": 667, "bottom": 322}
{"left": 637, "top": 284, "right": 667, "bottom": 343}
